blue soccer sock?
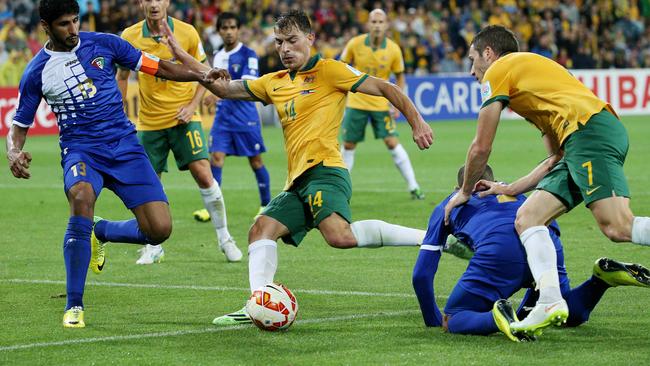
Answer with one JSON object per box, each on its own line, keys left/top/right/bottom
{"left": 94, "top": 219, "right": 153, "bottom": 244}
{"left": 63, "top": 216, "right": 93, "bottom": 310}
{"left": 564, "top": 276, "right": 609, "bottom": 327}
{"left": 412, "top": 248, "right": 443, "bottom": 326}
{"left": 253, "top": 165, "right": 271, "bottom": 206}
{"left": 211, "top": 164, "right": 223, "bottom": 186}
{"left": 447, "top": 310, "right": 498, "bottom": 335}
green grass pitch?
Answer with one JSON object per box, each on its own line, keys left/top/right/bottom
{"left": 2, "top": 116, "right": 650, "bottom": 364}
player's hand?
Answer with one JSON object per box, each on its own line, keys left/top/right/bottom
{"left": 412, "top": 118, "right": 434, "bottom": 150}
{"left": 176, "top": 103, "right": 197, "bottom": 124}
{"left": 7, "top": 149, "right": 32, "bottom": 179}
{"left": 203, "top": 94, "right": 220, "bottom": 106}
{"left": 203, "top": 68, "right": 231, "bottom": 83}
{"left": 444, "top": 190, "right": 470, "bottom": 225}
{"left": 475, "top": 180, "right": 508, "bottom": 198}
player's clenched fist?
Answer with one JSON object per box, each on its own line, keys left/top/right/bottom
{"left": 203, "top": 68, "right": 231, "bottom": 83}
{"left": 412, "top": 119, "right": 434, "bottom": 150}
{"left": 7, "top": 149, "right": 32, "bottom": 179}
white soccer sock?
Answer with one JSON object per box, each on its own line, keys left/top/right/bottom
{"left": 350, "top": 220, "right": 426, "bottom": 248}
{"left": 342, "top": 147, "right": 355, "bottom": 171}
{"left": 632, "top": 216, "right": 650, "bottom": 246}
{"left": 199, "top": 180, "right": 231, "bottom": 242}
{"left": 390, "top": 144, "right": 419, "bottom": 191}
{"left": 248, "top": 239, "right": 278, "bottom": 292}
{"left": 520, "top": 226, "right": 562, "bottom": 303}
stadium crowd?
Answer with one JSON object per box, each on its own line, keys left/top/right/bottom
{"left": 0, "top": 0, "right": 648, "bottom": 85}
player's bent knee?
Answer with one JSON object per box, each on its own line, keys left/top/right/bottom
{"left": 324, "top": 235, "right": 356, "bottom": 249}
{"left": 146, "top": 220, "right": 172, "bottom": 244}
{"left": 599, "top": 223, "right": 631, "bottom": 242}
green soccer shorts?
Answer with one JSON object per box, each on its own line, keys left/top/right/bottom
{"left": 262, "top": 163, "right": 352, "bottom": 246}
{"left": 537, "top": 109, "right": 630, "bottom": 211}
{"left": 341, "top": 107, "right": 398, "bottom": 143}
{"left": 137, "top": 121, "right": 209, "bottom": 173}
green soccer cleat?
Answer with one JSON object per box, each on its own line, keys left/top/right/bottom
{"left": 443, "top": 235, "right": 474, "bottom": 260}
{"left": 493, "top": 299, "right": 535, "bottom": 342}
{"left": 593, "top": 257, "right": 650, "bottom": 288}
{"left": 89, "top": 216, "right": 106, "bottom": 274}
{"left": 410, "top": 188, "right": 425, "bottom": 200}
{"left": 193, "top": 208, "right": 211, "bottom": 222}
{"left": 63, "top": 306, "right": 85, "bottom": 328}
{"left": 212, "top": 306, "right": 252, "bottom": 325}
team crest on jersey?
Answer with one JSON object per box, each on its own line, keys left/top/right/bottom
{"left": 481, "top": 81, "right": 492, "bottom": 102}
{"left": 301, "top": 89, "right": 316, "bottom": 95}
{"left": 91, "top": 57, "right": 105, "bottom": 70}
{"left": 232, "top": 64, "right": 241, "bottom": 73}
{"left": 303, "top": 75, "right": 315, "bottom": 84}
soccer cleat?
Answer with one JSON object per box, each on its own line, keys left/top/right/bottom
{"left": 510, "top": 299, "right": 568, "bottom": 337}
{"left": 89, "top": 216, "right": 106, "bottom": 274}
{"left": 443, "top": 235, "right": 474, "bottom": 260}
{"left": 493, "top": 299, "right": 535, "bottom": 342}
{"left": 212, "top": 306, "right": 252, "bottom": 325}
{"left": 193, "top": 208, "right": 211, "bottom": 222}
{"left": 136, "top": 244, "right": 165, "bottom": 265}
{"left": 63, "top": 306, "right": 85, "bottom": 328}
{"left": 220, "top": 237, "right": 243, "bottom": 262}
{"left": 410, "top": 188, "right": 425, "bottom": 200}
{"left": 593, "top": 257, "right": 650, "bottom": 288}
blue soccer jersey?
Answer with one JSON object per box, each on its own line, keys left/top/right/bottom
{"left": 13, "top": 32, "right": 160, "bottom": 149}
{"left": 212, "top": 43, "right": 260, "bottom": 132}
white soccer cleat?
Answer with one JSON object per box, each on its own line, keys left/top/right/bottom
{"left": 510, "top": 299, "right": 568, "bottom": 337}
{"left": 136, "top": 244, "right": 165, "bottom": 265}
{"left": 219, "top": 237, "right": 242, "bottom": 262}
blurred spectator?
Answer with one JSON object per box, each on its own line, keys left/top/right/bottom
{"left": 0, "top": 49, "right": 30, "bottom": 86}
{"left": 0, "top": 0, "right": 648, "bottom": 86}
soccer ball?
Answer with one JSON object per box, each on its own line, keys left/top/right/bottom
{"left": 246, "top": 283, "right": 298, "bottom": 331}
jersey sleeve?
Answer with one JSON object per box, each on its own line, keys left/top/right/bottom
{"left": 243, "top": 72, "right": 272, "bottom": 104}
{"left": 324, "top": 60, "right": 368, "bottom": 93}
{"left": 480, "top": 61, "right": 511, "bottom": 109}
{"left": 105, "top": 33, "right": 160, "bottom": 75}
{"left": 422, "top": 202, "right": 450, "bottom": 248}
{"left": 187, "top": 27, "right": 207, "bottom": 63}
{"left": 339, "top": 39, "right": 354, "bottom": 64}
{"left": 241, "top": 49, "right": 259, "bottom": 80}
{"left": 13, "top": 68, "right": 43, "bottom": 128}
{"left": 391, "top": 44, "right": 405, "bottom": 74}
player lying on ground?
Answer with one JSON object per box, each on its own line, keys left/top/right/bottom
{"left": 118, "top": 0, "right": 240, "bottom": 264}
{"left": 414, "top": 165, "right": 650, "bottom": 342}
{"left": 161, "top": 10, "right": 434, "bottom": 325}
{"left": 443, "top": 25, "right": 650, "bottom": 336}
{"left": 6, "top": 0, "right": 224, "bottom": 328}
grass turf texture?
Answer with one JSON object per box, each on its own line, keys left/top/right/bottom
{"left": 2, "top": 116, "right": 650, "bottom": 364}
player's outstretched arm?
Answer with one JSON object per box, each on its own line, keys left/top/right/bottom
{"left": 200, "top": 79, "right": 259, "bottom": 101}
{"left": 6, "top": 125, "right": 31, "bottom": 179}
{"left": 355, "top": 76, "right": 433, "bottom": 150}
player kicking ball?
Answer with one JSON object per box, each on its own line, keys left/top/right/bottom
{"left": 161, "top": 10, "right": 433, "bottom": 325}
{"left": 6, "top": 0, "right": 224, "bottom": 328}
{"left": 413, "top": 165, "right": 650, "bottom": 342}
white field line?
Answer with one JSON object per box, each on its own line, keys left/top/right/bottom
{"left": 1, "top": 278, "right": 426, "bottom": 299}
{"left": 0, "top": 310, "right": 420, "bottom": 352}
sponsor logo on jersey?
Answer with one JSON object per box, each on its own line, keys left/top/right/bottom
{"left": 91, "top": 57, "right": 105, "bottom": 70}
{"left": 232, "top": 64, "right": 241, "bottom": 73}
{"left": 301, "top": 89, "right": 316, "bottom": 95}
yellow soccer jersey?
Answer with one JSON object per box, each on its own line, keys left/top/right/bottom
{"left": 340, "top": 34, "right": 404, "bottom": 111}
{"left": 244, "top": 55, "right": 368, "bottom": 190}
{"left": 121, "top": 17, "right": 206, "bottom": 130}
{"left": 481, "top": 52, "right": 616, "bottom": 145}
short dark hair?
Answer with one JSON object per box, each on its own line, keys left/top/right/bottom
{"left": 275, "top": 10, "right": 312, "bottom": 35}
{"left": 457, "top": 164, "right": 495, "bottom": 187}
{"left": 471, "top": 25, "right": 519, "bottom": 57}
{"left": 39, "top": 0, "right": 80, "bottom": 24}
{"left": 216, "top": 12, "right": 240, "bottom": 29}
